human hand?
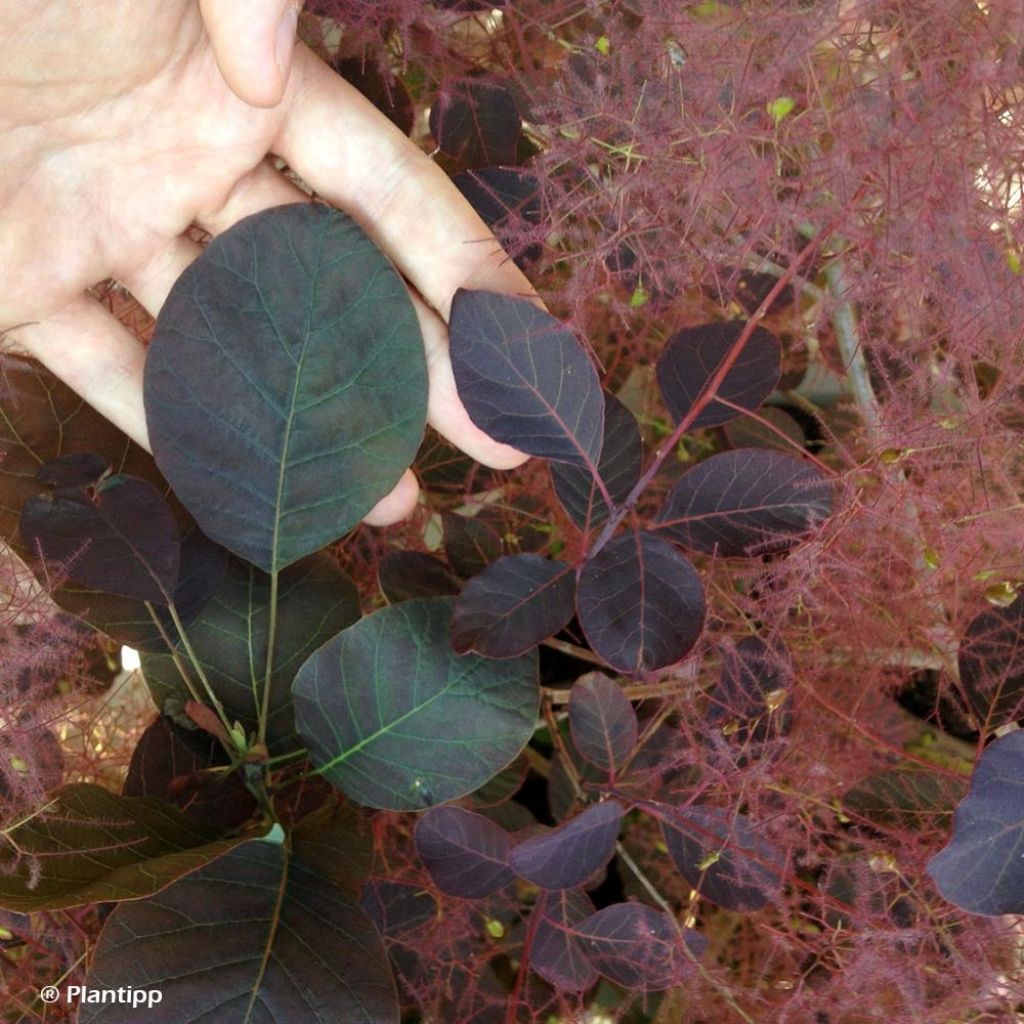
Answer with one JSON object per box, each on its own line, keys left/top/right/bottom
{"left": 0, "top": 0, "right": 529, "bottom": 525}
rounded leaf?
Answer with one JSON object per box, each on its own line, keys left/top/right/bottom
{"left": 451, "top": 554, "right": 576, "bottom": 658}
{"left": 293, "top": 598, "right": 538, "bottom": 810}
{"left": 551, "top": 392, "right": 642, "bottom": 531}
{"left": 928, "top": 731, "right": 1024, "bottom": 915}
{"left": 531, "top": 890, "right": 599, "bottom": 992}
{"left": 509, "top": 800, "right": 624, "bottom": 890}
{"left": 142, "top": 553, "right": 360, "bottom": 755}
{"left": 81, "top": 842, "right": 398, "bottom": 1023}
{"left": 429, "top": 77, "right": 522, "bottom": 167}
{"left": 656, "top": 449, "right": 833, "bottom": 556}
{"left": 144, "top": 203, "right": 428, "bottom": 573}
{"left": 577, "top": 530, "right": 705, "bottom": 675}
{"left": 659, "top": 805, "right": 785, "bottom": 912}
{"left": 657, "top": 322, "right": 780, "bottom": 429}
{"left": 414, "top": 806, "right": 515, "bottom": 898}
{"left": 569, "top": 673, "right": 638, "bottom": 774}
{"left": 577, "top": 903, "right": 706, "bottom": 991}
{"left": 20, "top": 475, "right": 179, "bottom": 604}
{"left": 449, "top": 289, "right": 604, "bottom": 467}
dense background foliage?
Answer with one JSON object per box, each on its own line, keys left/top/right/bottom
{"left": 2, "top": 1, "right": 1024, "bottom": 1021}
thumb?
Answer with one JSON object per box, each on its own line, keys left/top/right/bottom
{"left": 199, "top": 0, "right": 301, "bottom": 108}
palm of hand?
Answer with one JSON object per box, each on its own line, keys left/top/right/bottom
{"left": 2, "top": 2, "right": 281, "bottom": 325}
{"left": 0, "top": 1, "right": 528, "bottom": 519}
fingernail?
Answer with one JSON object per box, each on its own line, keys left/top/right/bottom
{"left": 276, "top": 4, "right": 300, "bottom": 81}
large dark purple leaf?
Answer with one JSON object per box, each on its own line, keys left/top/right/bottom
{"left": 20, "top": 474, "right": 179, "bottom": 604}
{"left": 551, "top": 392, "right": 642, "bottom": 530}
{"left": 142, "top": 553, "right": 360, "bottom": 755}
{"left": 414, "top": 805, "right": 515, "bottom": 898}
{"left": 443, "top": 511, "right": 503, "bottom": 578}
{"left": 449, "top": 289, "right": 604, "bottom": 468}
{"left": 291, "top": 803, "right": 374, "bottom": 899}
{"left": 509, "top": 799, "right": 624, "bottom": 889}
{"left": 0, "top": 784, "right": 252, "bottom": 913}
{"left": 530, "top": 890, "right": 599, "bottom": 992}
{"left": 144, "top": 203, "right": 427, "bottom": 574}
{"left": 656, "top": 322, "right": 780, "bottom": 430}
{"left": 80, "top": 841, "right": 398, "bottom": 1024}
{"left": 124, "top": 716, "right": 256, "bottom": 832}
{"left": 655, "top": 449, "right": 833, "bottom": 556}
{"left": 958, "top": 595, "right": 1024, "bottom": 732}
{"left": 577, "top": 530, "right": 705, "bottom": 675}
{"left": 706, "top": 637, "right": 794, "bottom": 747}
{"left": 659, "top": 805, "right": 785, "bottom": 912}
{"left": 927, "top": 731, "right": 1024, "bottom": 915}
{"left": 378, "top": 550, "right": 460, "bottom": 602}
{"left": 293, "top": 597, "right": 538, "bottom": 810}
{"left": 451, "top": 554, "right": 576, "bottom": 658}
{"left": 576, "top": 903, "right": 706, "bottom": 991}
{"left": 429, "top": 78, "right": 522, "bottom": 168}
{"left": 568, "top": 673, "right": 638, "bottom": 775}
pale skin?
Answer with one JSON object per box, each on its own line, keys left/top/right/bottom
{"left": 0, "top": 0, "right": 529, "bottom": 525}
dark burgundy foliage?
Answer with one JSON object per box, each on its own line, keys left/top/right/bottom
{"left": 414, "top": 806, "right": 515, "bottom": 898}
{"left": 442, "top": 511, "right": 502, "bottom": 578}
{"left": 451, "top": 168, "right": 543, "bottom": 266}
{"left": 81, "top": 842, "right": 398, "bottom": 1023}
{"left": 530, "top": 889, "right": 599, "bottom": 992}
{"left": 844, "top": 766, "right": 967, "bottom": 831}
{"left": 451, "top": 554, "right": 575, "bottom": 657}
{"left": 576, "top": 903, "right": 706, "bottom": 991}
{"left": 292, "top": 597, "right": 538, "bottom": 811}
{"left": 577, "top": 530, "right": 705, "bottom": 674}
{"left": 34, "top": 452, "right": 111, "bottom": 489}
{"left": 706, "top": 637, "right": 794, "bottom": 748}
{"left": 568, "top": 673, "right": 638, "bottom": 775}
{"left": 142, "top": 553, "right": 360, "bottom": 756}
{"left": 927, "top": 731, "right": 1024, "bottom": 915}
{"left": 659, "top": 805, "right": 786, "bottom": 912}
{"left": 508, "top": 799, "right": 624, "bottom": 890}
{"left": 144, "top": 204, "right": 427, "bottom": 574}
{"left": 958, "top": 594, "right": 1024, "bottom": 731}
{"left": 550, "top": 392, "right": 642, "bottom": 530}
{"left": 449, "top": 289, "right": 604, "bottom": 467}
{"left": 378, "top": 550, "right": 460, "bottom": 602}
{"left": 429, "top": 78, "right": 522, "bottom": 168}
{"left": 656, "top": 449, "right": 833, "bottom": 556}
{"left": 359, "top": 880, "right": 438, "bottom": 938}
{"left": 21, "top": 473, "right": 180, "bottom": 604}
{"left": 10, "top": 0, "right": 1016, "bottom": 1012}
{"left": 657, "top": 322, "right": 781, "bottom": 429}
{"left": 124, "top": 716, "right": 256, "bottom": 832}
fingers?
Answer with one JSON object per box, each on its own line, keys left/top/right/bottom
{"left": 195, "top": 158, "right": 308, "bottom": 236}
{"left": 275, "top": 46, "right": 536, "bottom": 321}
{"left": 6, "top": 296, "right": 150, "bottom": 451}
{"left": 192, "top": 159, "right": 528, "bottom": 469}
{"left": 115, "top": 234, "right": 204, "bottom": 317}
{"left": 410, "top": 291, "right": 528, "bottom": 470}
{"left": 199, "top": 0, "right": 300, "bottom": 109}
{"left": 362, "top": 470, "right": 420, "bottom": 527}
